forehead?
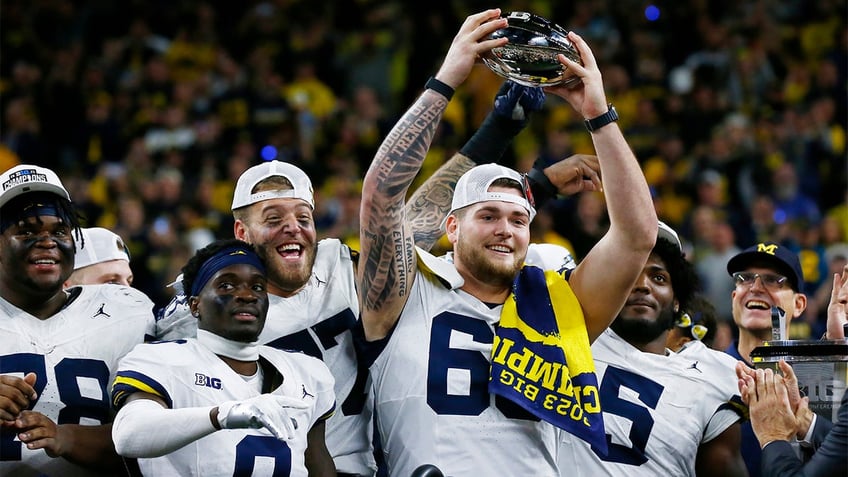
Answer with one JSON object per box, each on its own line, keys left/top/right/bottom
{"left": 250, "top": 198, "right": 313, "bottom": 216}
{"left": 466, "top": 199, "right": 530, "bottom": 218}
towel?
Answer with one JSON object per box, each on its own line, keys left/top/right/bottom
{"left": 490, "top": 265, "right": 607, "bottom": 454}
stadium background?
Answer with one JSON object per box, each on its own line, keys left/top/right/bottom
{"left": 1, "top": 0, "right": 845, "bottom": 340}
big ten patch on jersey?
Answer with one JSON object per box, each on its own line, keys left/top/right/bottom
{"left": 195, "top": 373, "right": 222, "bottom": 389}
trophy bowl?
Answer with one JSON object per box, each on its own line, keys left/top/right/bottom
{"left": 482, "top": 11, "right": 582, "bottom": 88}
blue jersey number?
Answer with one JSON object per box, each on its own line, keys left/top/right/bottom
{"left": 0, "top": 353, "right": 110, "bottom": 461}
{"left": 592, "top": 366, "right": 664, "bottom": 465}
{"left": 266, "top": 309, "right": 368, "bottom": 416}
{"left": 233, "top": 435, "right": 291, "bottom": 476}
{"left": 426, "top": 313, "right": 537, "bottom": 420}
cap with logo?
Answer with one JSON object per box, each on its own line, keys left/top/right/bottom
{"left": 726, "top": 241, "right": 804, "bottom": 292}
{"left": 0, "top": 164, "right": 71, "bottom": 209}
{"left": 443, "top": 163, "right": 536, "bottom": 229}
{"left": 231, "top": 161, "right": 314, "bottom": 210}
{"left": 74, "top": 227, "right": 130, "bottom": 270}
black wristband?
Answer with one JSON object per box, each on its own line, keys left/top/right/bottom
{"left": 425, "top": 77, "right": 455, "bottom": 101}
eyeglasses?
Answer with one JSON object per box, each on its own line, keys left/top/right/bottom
{"left": 732, "top": 271, "right": 788, "bottom": 291}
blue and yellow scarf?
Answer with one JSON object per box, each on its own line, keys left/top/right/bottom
{"left": 490, "top": 265, "right": 607, "bottom": 454}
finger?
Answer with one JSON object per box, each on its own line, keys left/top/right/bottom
{"left": 743, "top": 375, "right": 756, "bottom": 402}
{"left": 564, "top": 31, "right": 595, "bottom": 69}
{"left": 257, "top": 413, "right": 287, "bottom": 441}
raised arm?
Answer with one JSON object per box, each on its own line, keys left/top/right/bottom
{"left": 359, "top": 9, "right": 508, "bottom": 340}
{"left": 547, "top": 32, "right": 657, "bottom": 342}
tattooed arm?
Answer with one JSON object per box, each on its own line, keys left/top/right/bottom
{"left": 358, "top": 9, "right": 508, "bottom": 341}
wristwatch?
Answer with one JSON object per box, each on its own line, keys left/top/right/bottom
{"left": 584, "top": 104, "right": 619, "bottom": 132}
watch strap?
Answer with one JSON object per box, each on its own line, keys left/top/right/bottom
{"left": 584, "top": 104, "right": 619, "bottom": 132}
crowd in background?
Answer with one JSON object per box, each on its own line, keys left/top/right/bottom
{"left": 1, "top": 0, "right": 846, "bottom": 341}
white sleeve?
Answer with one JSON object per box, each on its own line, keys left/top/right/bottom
{"left": 112, "top": 398, "right": 217, "bottom": 458}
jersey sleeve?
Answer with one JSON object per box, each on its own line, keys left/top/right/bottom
{"left": 155, "top": 293, "right": 197, "bottom": 340}
{"left": 112, "top": 342, "right": 177, "bottom": 410}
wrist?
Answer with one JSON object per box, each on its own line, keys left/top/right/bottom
{"left": 584, "top": 104, "right": 619, "bottom": 132}
{"left": 210, "top": 407, "right": 221, "bottom": 430}
{"left": 425, "top": 77, "right": 455, "bottom": 101}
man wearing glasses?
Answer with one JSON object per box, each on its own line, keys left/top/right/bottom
{"left": 724, "top": 241, "right": 808, "bottom": 477}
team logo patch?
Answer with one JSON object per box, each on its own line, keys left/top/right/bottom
{"left": 195, "top": 373, "right": 222, "bottom": 389}
{"left": 3, "top": 169, "right": 49, "bottom": 191}
{"left": 92, "top": 303, "right": 111, "bottom": 318}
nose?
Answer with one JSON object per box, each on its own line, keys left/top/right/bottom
{"left": 748, "top": 274, "right": 767, "bottom": 291}
{"left": 632, "top": 272, "right": 651, "bottom": 292}
{"left": 234, "top": 284, "right": 259, "bottom": 301}
{"left": 493, "top": 217, "right": 514, "bottom": 237}
{"left": 34, "top": 231, "right": 58, "bottom": 247}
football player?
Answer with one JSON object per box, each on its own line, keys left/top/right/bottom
{"left": 0, "top": 165, "right": 154, "bottom": 477}
{"left": 357, "top": 9, "right": 657, "bottom": 476}
{"left": 111, "top": 239, "right": 335, "bottom": 476}
{"left": 559, "top": 222, "right": 747, "bottom": 476}
{"left": 64, "top": 227, "right": 133, "bottom": 287}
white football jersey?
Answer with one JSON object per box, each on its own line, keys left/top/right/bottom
{"left": 0, "top": 285, "right": 154, "bottom": 477}
{"left": 558, "top": 330, "right": 743, "bottom": 476}
{"left": 112, "top": 340, "right": 335, "bottom": 477}
{"left": 369, "top": 249, "right": 560, "bottom": 477}
{"left": 675, "top": 339, "right": 747, "bottom": 430}
{"left": 155, "top": 238, "right": 374, "bottom": 475}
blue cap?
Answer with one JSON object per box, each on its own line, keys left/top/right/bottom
{"left": 726, "top": 242, "right": 804, "bottom": 292}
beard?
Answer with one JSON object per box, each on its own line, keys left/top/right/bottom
{"left": 455, "top": 238, "right": 524, "bottom": 289}
{"left": 261, "top": 243, "right": 317, "bottom": 295}
{"left": 611, "top": 304, "right": 676, "bottom": 346}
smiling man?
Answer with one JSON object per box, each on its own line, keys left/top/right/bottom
{"left": 724, "top": 241, "right": 807, "bottom": 477}
{"left": 725, "top": 242, "right": 807, "bottom": 365}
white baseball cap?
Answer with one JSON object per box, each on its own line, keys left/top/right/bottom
{"left": 657, "top": 220, "right": 682, "bottom": 251}
{"left": 443, "top": 163, "right": 536, "bottom": 229}
{"left": 0, "top": 164, "right": 71, "bottom": 209}
{"left": 74, "top": 227, "right": 130, "bottom": 270}
{"left": 231, "top": 161, "right": 314, "bottom": 210}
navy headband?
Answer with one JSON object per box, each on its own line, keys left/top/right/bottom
{"left": 190, "top": 245, "right": 266, "bottom": 297}
{"left": 0, "top": 201, "right": 70, "bottom": 233}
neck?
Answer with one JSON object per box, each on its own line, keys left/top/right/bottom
{"left": 737, "top": 330, "right": 770, "bottom": 364}
{"left": 630, "top": 332, "right": 670, "bottom": 355}
{"left": 196, "top": 329, "right": 260, "bottom": 368}
{"left": 459, "top": 277, "right": 511, "bottom": 305}
{"left": 1, "top": 285, "right": 69, "bottom": 320}
{"left": 267, "top": 280, "right": 306, "bottom": 298}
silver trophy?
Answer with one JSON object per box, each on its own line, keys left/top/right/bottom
{"left": 482, "top": 11, "right": 583, "bottom": 88}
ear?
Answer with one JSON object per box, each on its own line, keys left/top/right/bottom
{"left": 673, "top": 298, "right": 680, "bottom": 314}
{"left": 445, "top": 215, "right": 460, "bottom": 245}
{"left": 234, "top": 220, "right": 248, "bottom": 241}
{"left": 791, "top": 292, "right": 808, "bottom": 319}
{"left": 188, "top": 297, "right": 200, "bottom": 319}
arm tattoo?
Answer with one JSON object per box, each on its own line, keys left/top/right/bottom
{"left": 360, "top": 92, "right": 447, "bottom": 313}
{"left": 406, "top": 155, "right": 476, "bottom": 251}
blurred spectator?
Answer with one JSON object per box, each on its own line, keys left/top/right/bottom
{"left": 0, "top": 0, "right": 843, "bottom": 317}
{"left": 695, "top": 220, "right": 741, "bottom": 325}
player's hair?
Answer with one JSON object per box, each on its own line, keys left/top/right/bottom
{"left": 0, "top": 192, "right": 84, "bottom": 248}
{"left": 181, "top": 238, "right": 260, "bottom": 295}
{"left": 653, "top": 237, "right": 699, "bottom": 311}
{"left": 232, "top": 175, "right": 295, "bottom": 223}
